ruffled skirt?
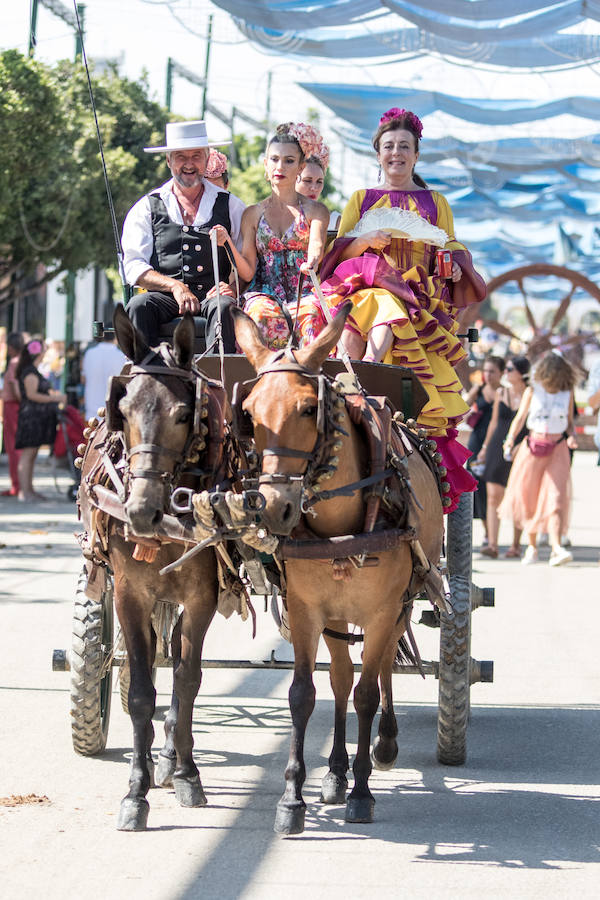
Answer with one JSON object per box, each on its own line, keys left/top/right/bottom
{"left": 319, "top": 255, "right": 476, "bottom": 512}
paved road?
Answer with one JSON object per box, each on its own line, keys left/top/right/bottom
{"left": 0, "top": 451, "right": 599, "bottom": 899}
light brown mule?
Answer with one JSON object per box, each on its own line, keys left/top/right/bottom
{"left": 79, "top": 307, "right": 219, "bottom": 830}
{"left": 233, "top": 304, "right": 444, "bottom": 834}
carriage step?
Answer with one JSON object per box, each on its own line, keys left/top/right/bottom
{"left": 471, "top": 584, "right": 495, "bottom": 609}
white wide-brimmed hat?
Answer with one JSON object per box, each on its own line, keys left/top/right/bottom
{"left": 144, "top": 120, "right": 231, "bottom": 153}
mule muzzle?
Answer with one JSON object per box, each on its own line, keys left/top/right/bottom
{"left": 258, "top": 481, "right": 303, "bottom": 536}
{"left": 125, "top": 479, "right": 167, "bottom": 537}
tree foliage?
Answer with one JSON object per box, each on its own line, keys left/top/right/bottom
{"left": 0, "top": 50, "right": 170, "bottom": 308}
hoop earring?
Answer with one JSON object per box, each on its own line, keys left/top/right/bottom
{"left": 377, "top": 166, "right": 382, "bottom": 184}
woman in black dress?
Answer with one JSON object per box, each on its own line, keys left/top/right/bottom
{"left": 465, "top": 355, "right": 504, "bottom": 547}
{"left": 15, "top": 339, "right": 66, "bottom": 502}
{"left": 476, "top": 355, "right": 530, "bottom": 558}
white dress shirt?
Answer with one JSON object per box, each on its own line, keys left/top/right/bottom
{"left": 122, "top": 178, "right": 245, "bottom": 287}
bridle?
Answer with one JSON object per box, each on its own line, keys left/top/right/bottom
{"left": 104, "top": 344, "right": 218, "bottom": 503}
{"left": 232, "top": 348, "right": 346, "bottom": 506}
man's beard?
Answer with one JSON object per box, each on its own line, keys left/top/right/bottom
{"left": 173, "top": 170, "right": 203, "bottom": 188}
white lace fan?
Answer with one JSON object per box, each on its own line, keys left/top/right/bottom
{"left": 345, "top": 207, "right": 449, "bottom": 248}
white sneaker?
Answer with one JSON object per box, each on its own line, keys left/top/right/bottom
{"left": 522, "top": 546, "right": 539, "bottom": 565}
{"left": 549, "top": 547, "right": 573, "bottom": 567}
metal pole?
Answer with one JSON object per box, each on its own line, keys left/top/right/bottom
{"left": 74, "top": 4, "right": 85, "bottom": 59}
{"left": 201, "top": 14, "right": 212, "bottom": 118}
{"left": 266, "top": 70, "right": 272, "bottom": 125}
{"left": 166, "top": 57, "right": 173, "bottom": 111}
{"left": 29, "top": 0, "right": 39, "bottom": 56}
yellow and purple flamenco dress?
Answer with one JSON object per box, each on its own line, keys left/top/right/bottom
{"left": 318, "top": 188, "right": 487, "bottom": 512}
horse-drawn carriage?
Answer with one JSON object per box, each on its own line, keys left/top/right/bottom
{"left": 53, "top": 306, "right": 494, "bottom": 832}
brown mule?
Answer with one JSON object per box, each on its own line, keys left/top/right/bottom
{"left": 79, "top": 307, "right": 222, "bottom": 831}
{"left": 232, "top": 304, "right": 444, "bottom": 834}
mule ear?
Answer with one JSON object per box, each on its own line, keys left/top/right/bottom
{"left": 113, "top": 304, "right": 150, "bottom": 364}
{"left": 296, "top": 301, "right": 354, "bottom": 373}
{"left": 231, "top": 307, "right": 273, "bottom": 372}
{"left": 172, "top": 312, "right": 195, "bottom": 369}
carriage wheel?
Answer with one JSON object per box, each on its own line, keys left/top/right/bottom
{"left": 437, "top": 491, "right": 473, "bottom": 766}
{"left": 70, "top": 566, "right": 113, "bottom": 755}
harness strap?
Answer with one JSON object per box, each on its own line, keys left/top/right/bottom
{"left": 304, "top": 467, "right": 396, "bottom": 507}
{"left": 127, "top": 443, "right": 182, "bottom": 460}
{"left": 263, "top": 447, "right": 314, "bottom": 460}
{"left": 323, "top": 627, "right": 364, "bottom": 644}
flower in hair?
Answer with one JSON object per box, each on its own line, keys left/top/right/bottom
{"left": 205, "top": 149, "right": 228, "bottom": 179}
{"left": 276, "top": 122, "right": 329, "bottom": 171}
{"left": 379, "top": 108, "right": 423, "bottom": 139}
{"left": 27, "top": 339, "right": 43, "bottom": 356}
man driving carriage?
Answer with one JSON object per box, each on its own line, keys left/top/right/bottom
{"left": 122, "top": 120, "right": 245, "bottom": 352}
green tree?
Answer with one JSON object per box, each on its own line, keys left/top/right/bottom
{"left": 0, "top": 51, "right": 170, "bottom": 309}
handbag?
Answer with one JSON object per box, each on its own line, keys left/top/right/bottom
{"left": 466, "top": 404, "right": 483, "bottom": 429}
{"left": 527, "top": 434, "right": 565, "bottom": 457}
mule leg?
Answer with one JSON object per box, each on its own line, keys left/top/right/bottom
{"left": 274, "top": 610, "right": 321, "bottom": 836}
{"left": 320, "top": 622, "right": 353, "bottom": 804}
{"left": 346, "top": 621, "right": 397, "bottom": 824}
{"left": 372, "top": 634, "right": 402, "bottom": 771}
{"left": 172, "top": 601, "right": 216, "bottom": 808}
{"left": 155, "top": 614, "right": 182, "bottom": 788}
{"left": 116, "top": 610, "right": 156, "bottom": 832}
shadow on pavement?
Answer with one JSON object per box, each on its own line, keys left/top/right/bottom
{"left": 167, "top": 701, "right": 600, "bottom": 897}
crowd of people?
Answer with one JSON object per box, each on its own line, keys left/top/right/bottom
{"left": 2, "top": 111, "right": 600, "bottom": 539}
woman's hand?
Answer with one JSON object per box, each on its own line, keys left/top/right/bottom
{"left": 477, "top": 446, "right": 487, "bottom": 463}
{"left": 566, "top": 434, "right": 578, "bottom": 450}
{"left": 205, "top": 281, "right": 235, "bottom": 300}
{"left": 362, "top": 230, "right": 392, "bottom": 252}
{"left": 300, "top": 254, "right": 320, "bottom": 274}
{"left": 50, "top": 390, "right": 67, "bottom": 405}
{"left": 451, "top": 261, "right": 462, "bottom": 282}
{"left": 209, "top": 224, "right": 231, "bottom": 248}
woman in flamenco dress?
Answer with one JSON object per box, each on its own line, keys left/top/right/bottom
{"left": 317, "top": 108, "right": 487, "bottom": 512}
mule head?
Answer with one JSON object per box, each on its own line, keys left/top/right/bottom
{"left": 111, "top": 306, "right": 197, "bottom": 536}
{"left": 232, "top": 304, "right": 352, "bottom": 535}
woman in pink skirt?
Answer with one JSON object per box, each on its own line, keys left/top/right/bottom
{"left": 498, "top": 352, "right": 578, "bottom": 566}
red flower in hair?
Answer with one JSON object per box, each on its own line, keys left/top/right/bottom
{"left": 379, "top": 108, "right": 423, "bottom": 138}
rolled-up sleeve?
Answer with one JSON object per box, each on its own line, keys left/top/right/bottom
{"left": 122, "top": 196, "right": 154, "bottom": 286}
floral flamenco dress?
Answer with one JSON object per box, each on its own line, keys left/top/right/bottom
{"left": 243, "top": 203, "right": 327, "bottom": 349}
{"left": 318, "top": 188, "right": 487, "bottom": 513}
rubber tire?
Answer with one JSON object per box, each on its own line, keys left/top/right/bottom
{"left": 437, "top": 491, "right": 472, "bottom": 766}
{"left": 70, "top": 567, "right": 113, "bottom": 755}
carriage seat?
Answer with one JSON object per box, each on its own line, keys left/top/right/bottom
{"left": 158, "top": 316, "right": 207, "bottom": 355}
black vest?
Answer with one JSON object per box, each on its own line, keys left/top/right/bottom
{"left": 148, "top": 190, "right": 232, "bottom": 299}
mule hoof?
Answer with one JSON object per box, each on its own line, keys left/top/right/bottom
{"left": 320, "top": 772, "right": 348, "bottom": 805}
{"left": 371, "top": 736, "right": 398, "bottom": 771}
{"left": 345, "top": 795, "right": 375, "bottom": 824}
{"left": 116, "top": 797, "right": 149, "bottom": 832}
{"left": 155, "top": 754, "right": 176, "bottom": 788}
{"left": 173, "top": 774, "right": 207, "bottom": 808}
{"left": 274, "top": 801, "right": 306, "bottom": 835}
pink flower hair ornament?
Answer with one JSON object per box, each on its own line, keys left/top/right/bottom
{"left": 275, "top": 122, "right": 330, "bottom": 172}
{"left": 379, "top": 108, "right": 423, "bottom": 139}
{"left": 205, "top": 149, "right": 228, "bottom": 178}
